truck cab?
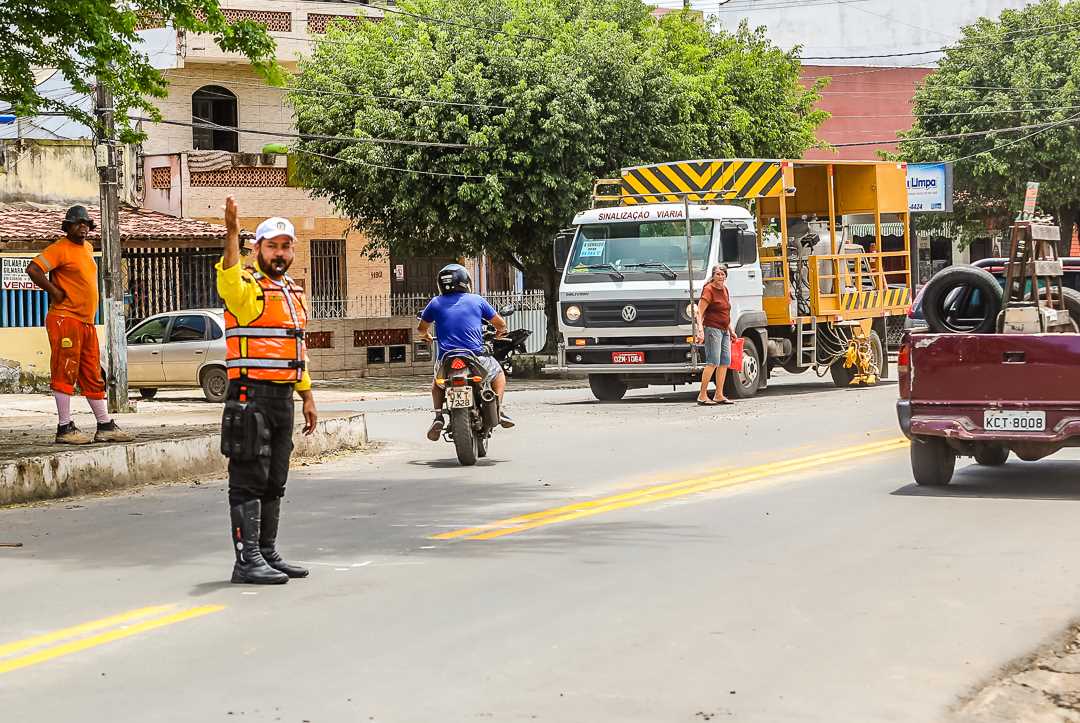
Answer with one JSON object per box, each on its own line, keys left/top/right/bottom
{"left": 549, "top": 159, "right": 913, "bottom": 402}
{"left": 553, "top": 203, "right": 763, "bottom": 401}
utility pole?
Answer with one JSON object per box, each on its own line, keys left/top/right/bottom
{"left": 95, "top": 82, "right": 130, "bottom": 414}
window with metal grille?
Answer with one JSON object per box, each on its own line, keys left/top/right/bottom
{"left": 310, "top": 239, "right": 346, "bottom": 318}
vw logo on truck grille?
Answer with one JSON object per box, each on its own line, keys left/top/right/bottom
{"left": 621, "top": 305, "right": 638, "bottom": 322}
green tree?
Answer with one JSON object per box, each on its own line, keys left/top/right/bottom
{"left": 897, "top": 0, "right": 1080, "bottom": 253}
{"left": 290, "top": 0, "right": 824, "bottom": 339}
{"left": 0, "top": 0, "right": 280, "bottom": 141}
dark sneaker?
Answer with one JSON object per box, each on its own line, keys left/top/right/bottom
{"left": 94, "top": 420, "right": 134, "bottom": 443}
{"left": 426, "top": 415, "right": 446, "bottom": 442}
{"left": 56, "top": 422, "right": 92, "bottom": 445}
{"left": 499, "top": 411, "right": 515, "bottom": 429}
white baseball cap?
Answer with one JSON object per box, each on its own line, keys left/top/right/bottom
{"left": 255, "top": 217, "right": 296, "bottom": 243}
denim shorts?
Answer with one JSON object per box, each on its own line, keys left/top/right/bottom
{"left": 703, "top": 327, "right": 731, "bottom": 367}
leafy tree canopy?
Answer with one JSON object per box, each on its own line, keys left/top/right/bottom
{"left": 290, "top": 0, "right": 826, "bottom": 286}
{"left": 0, "top": 0, "right": 281, "bottom": 141}
{"left": 898, "top": 0, "right": 1080, "bottom": 248}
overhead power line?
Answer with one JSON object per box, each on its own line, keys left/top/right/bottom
{"left": 295, "top": 147, "right": 486, "bottom": 179}
{"left": 950, "top": 111, "right": 1080, "bottom": 164}
{"left": 327, "top": 0, "right": 550, "bottom": 41}
{"left": 831, "top": 117, "right": 1080, "bottom": 148}
{"left": 130, "top": 116, "right": 471, "bottom": 149}
{"left": 172, "top": 75, "right": 509, "bottom": 110}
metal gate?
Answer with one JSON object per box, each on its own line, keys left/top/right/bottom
{"left": 125, "top": 247, "right": 221, "bottom": 323}
{"left": 310, "top": 238, "right": 346, "bottom": 319}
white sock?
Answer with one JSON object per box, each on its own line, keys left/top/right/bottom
{"left": 87, "top": 398, "right": 111, "bottom": 425}
{"left": 54, "top": 392, "right": 73, "bottom": 425}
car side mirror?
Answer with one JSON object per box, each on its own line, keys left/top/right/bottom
{"left": 553, "top": 229, "right": 574, "bottom": 273}
{"left": 737, "top": 231, "right": 758, "bottom": 265}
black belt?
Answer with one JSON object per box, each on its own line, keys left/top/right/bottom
{"left": 229, "top": 380, "right": 296, "bottom": 399}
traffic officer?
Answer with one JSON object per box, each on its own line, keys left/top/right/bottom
{"left": 216, "top": 196, "right": 317, "bottom": 585}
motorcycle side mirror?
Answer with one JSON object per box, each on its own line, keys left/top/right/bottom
{"left": 500, "top": 304, "right": 516, "bottom": 317}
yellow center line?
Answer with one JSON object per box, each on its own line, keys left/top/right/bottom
{"left": 434, "top": 438, "right": 908, "bottom": 541}
{"left": 0, "top": 604, "right": 177, "bottom": 659}
{"left": 0, "top": 605, "right": 226, "bottom": 675}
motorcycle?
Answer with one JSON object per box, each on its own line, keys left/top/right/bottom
{"left": 487, "top": 307, "right": 532, "bottom": 377}
{"left": 436, "top": 347, "right": 502, "bottom": 466}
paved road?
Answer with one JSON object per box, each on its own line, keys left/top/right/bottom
{"left": 3, "top": 375, "right": 1080, "bottom": 722}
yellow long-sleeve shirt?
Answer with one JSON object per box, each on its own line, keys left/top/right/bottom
{"left": 215, "top": 259, "right": 312, "bottom": 392}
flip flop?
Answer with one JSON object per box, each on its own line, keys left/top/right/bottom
{"left": 715, "top": 398, "right": 735, "bottom": 405}
{"left": 696, "top": 399, "right": 717, "bottom": 406}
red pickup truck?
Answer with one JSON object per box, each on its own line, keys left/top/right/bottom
{"left": 897, "top": 332, "right": 1080, "bottom": 485}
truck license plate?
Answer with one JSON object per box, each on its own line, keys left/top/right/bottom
{"left": 447, "top": 387, "right": 473, "bottom": 409}
{"left": 983, "top": 410, "right": 1045, "bottom": 432}
{"left": 612, "top": 352, "right": 645, "bottom": 364}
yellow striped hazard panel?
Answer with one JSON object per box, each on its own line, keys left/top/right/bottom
{"left": 620, "top": 160, "right": 787, "bottom": 205}
{"left": 841, "top": 287, "right": 912, "bottom": 312}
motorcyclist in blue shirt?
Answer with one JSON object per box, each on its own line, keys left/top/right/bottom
{"left": 417, "top": 264, "right": 515, "bottom": 441}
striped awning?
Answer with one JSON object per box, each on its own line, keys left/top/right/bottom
{"left": 849, "top": 223, "right": 905, "bottom": 237}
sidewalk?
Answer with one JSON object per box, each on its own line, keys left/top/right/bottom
{"left": 0, "top": 388, "right": 378, "bottom": 506}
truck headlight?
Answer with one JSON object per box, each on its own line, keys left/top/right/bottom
{"left": 683, "top": 302, "right": 695, "bottom": 320}
{"left": 565, "top": 305, "right": 582, "bottom": 322}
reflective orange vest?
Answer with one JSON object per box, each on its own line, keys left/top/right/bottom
{"left": 224, "top": 271, "right": 308, "bottom": 383}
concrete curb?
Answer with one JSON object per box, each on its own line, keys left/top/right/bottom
{"left": 0, "top": 414, "right": 368, "bottom": 506}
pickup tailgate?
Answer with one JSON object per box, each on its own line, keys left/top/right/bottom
{"left": 911, "top": 333, "right": 1080, "bottom": 404}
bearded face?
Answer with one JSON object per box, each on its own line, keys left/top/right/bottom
{"left": 257, "top": 235, "right": 295, "bottom": 279}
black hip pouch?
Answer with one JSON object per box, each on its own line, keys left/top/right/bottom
{"left": 221, "top": 399, "right": 271, "bottom": 461}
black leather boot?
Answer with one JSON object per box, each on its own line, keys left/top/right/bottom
{"left": 230, "top": 500, "right": 288, "bottom": 585}
{"left": 259, "top": 498, "right": 309, "bottom": 579}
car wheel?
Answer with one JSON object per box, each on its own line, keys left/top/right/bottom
{"left": 911, "top": 436, "right": 956, "bottom": 486}
{"left": 200, "top": 367, "right": 228, "bottom": 403}
{"left": 139, "top": 388, "right": 158, "bottom": 400}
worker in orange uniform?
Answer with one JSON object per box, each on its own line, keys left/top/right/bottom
{"left": 26, "top": 205, "right": 133, "bottom": 445}
{"left": 217, "top": 197, "right": 317, "bottom": 585}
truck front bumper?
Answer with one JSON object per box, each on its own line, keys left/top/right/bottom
{"left": 544, "top": 362, "right": 707, "bottom": 376}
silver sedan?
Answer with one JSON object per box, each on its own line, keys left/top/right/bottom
{"left": 123, "top": 309, "right": 229, "bottom": 402}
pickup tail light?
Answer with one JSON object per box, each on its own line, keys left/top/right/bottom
{"left": 897, "top": 338, "right": 911, "bottom": 400}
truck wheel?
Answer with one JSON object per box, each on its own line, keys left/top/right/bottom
{"left": 830, "top": 330, "right": 883, "bottom": 387}
{"left": 973, "top": 444, "right": 1009, "bottom": 466}
{"left": 911, "top": 436, "right": 956, "bottom": 486}
{"left": 724, "top": 336, "right": 761, "bottom": 399}
{"left": 139, "top": 388, "right": 158, "bottom": 400}
{"left": 589, "top": 375, "right": 627, "bottom": 402}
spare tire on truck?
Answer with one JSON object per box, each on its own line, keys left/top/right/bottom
{"left": 921, "top": 265, "right": 1003, "bottom": 334}
{"left": 1040, "top": 286, "right": 1080, "bottom": 332}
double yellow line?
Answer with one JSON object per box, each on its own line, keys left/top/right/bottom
{"left": 0, "top": 603, "right": 225, "bottom": 675}
{"left": 435, "top": 437, "right": 909, "bottom": 541}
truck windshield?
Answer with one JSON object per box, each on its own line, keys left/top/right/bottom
{"left": 567, "top": 221, "right": 713, "bottom": 276}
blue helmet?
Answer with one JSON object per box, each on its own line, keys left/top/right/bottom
{"left": 437, "top": 263, "right": 471, "bottom": 294}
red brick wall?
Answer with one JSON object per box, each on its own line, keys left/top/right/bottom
{"left": 801, "top": 65, "right": 934, "bottom": 160}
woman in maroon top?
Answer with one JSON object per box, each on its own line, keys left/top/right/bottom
{"left": 693, "top": 264, "right": 736, "bottom": 405}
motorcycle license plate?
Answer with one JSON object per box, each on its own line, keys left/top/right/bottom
{"left": 447, "top": 387, "right": 473, "bottom": 409}
{"left": 983, "top": 410, "right": 1045, "bottom": 432}
{"left": 612, "top": 351, "right": 645, "bottom": 364}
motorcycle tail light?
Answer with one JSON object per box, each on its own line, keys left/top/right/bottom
{"left": 471, "top": 376, "right": 483, "bottom": 382}
{"left": 450, "top": 358, "right": 467, "bottom": 370}
{"left": 451, "top": 377, "right": 468, "bottom": 387}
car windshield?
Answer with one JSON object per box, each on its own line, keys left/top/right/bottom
{"left": 567, "top": 221, "right": 713, "bottom": 275}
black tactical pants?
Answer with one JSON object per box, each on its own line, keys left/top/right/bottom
{"left": 225, "top": 381, "right": 295, "bottom": 507}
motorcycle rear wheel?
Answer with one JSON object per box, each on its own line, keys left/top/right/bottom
{"left": 451, "top": 408, "right": 478, "bottom": 466}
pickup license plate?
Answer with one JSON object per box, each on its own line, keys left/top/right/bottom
{"left": 612, "top": 352, "right": 645, "bottom": 365}
{"left": 983, "top": 410, "right": 1046, "bottom": 432}
{"left": 447, "top": 387, "right": 473, "bottom": 409}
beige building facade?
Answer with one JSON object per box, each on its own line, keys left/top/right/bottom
{"left": 139, "top": 1, "right": 392, "bottom": 306}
